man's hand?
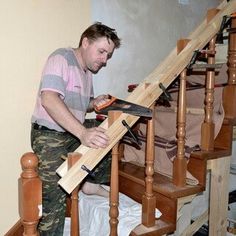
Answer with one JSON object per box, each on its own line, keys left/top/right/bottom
{"left": 88, "top": 94, "right": 110, "bottom": 112}
{"left": 93, "top": 94, "right": 110, "bottom": 108}
{"left": 79, "top": 126, "right": 109, "bottom": 149}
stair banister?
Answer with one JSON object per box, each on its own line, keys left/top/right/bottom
{"left": 173, "top": 39, "right": 189, "bottom": 187}
{"left": 19, "top": 152, "right": 42, "bottom": 236}
{"left": 108, "top": 111, "right": 122, "bottom": 236}
{"left": 201, "top": 9, "right": 219, "bottom": 151}
{"left": 68, "top": 153, "right": 81, "bottom": 236}
{"left": 223, "top": 14, "right": 236, "bottom": 120}
{"left": 142, "top": 103, "right": 156, "bottom": 227}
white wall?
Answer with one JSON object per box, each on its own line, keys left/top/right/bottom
{"left": 0, "top": 1, "right": 90, "bottom": 234}
{"left": 91, "top": 0, "right": 220, "bottom": 99}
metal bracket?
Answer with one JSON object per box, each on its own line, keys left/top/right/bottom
{"left": 122, "top": 120, "right": 142, "bottom": 147}
{"left": 159, "top": 83, "right": 173, "bottom": 101}
{"left": 216, "top": 15, "right": 231, "bottom": 44}
{"left": 81, "top": 165, "right": 96, "bottom": 178}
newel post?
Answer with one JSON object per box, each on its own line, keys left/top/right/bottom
{"left": 19, "top": 152, "right": 42, "bottom": 236}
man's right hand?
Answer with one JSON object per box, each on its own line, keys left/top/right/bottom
{"left": 79, "top": 126, "right": 109, "bottom": 149}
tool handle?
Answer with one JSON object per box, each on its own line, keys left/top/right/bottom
{"left": 94, "top": 95, "right": 117, "bottom": 112}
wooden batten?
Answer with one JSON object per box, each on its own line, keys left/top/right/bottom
{"left": 57, "top": 1, "right": 236, "bottom": 194}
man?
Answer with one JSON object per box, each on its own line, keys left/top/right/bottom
{"left": 31, "top": 22, "right": 121, "bottom": 235}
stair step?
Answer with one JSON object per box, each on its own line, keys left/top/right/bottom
{"left": 119, "top": 162, "right": 204, "bottom": 199}
{"left": 131, "top": 219, "right": 175, "bottom": 236}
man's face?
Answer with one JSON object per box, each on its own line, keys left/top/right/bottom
{"left": 82, "top": 37, "right": 115, "bottom": 73}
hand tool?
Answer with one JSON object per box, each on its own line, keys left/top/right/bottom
{"left": 94, "top": 94, "right": 152, "bottom": 118}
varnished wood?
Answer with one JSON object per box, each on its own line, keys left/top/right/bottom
{"left": 4, "top": 220, "right": 24, "bottom": 236}
{"left": 173, "top": 39, "right": 189, "bottom": 187}
{"left": 201, "top": 9, "right": 219, "bottom": 151}
{"left": 142, "top": 104, "right": 156, "bottom": 227}
{"left": 19, "top": 152, "right": 42, "bottom": 236}
{"left": 57, "top": 1, "right": 236, "bottom": 194}
{"left": 108, "top": 111, "right": 122, "bottom": 236}
{"left": 223, "top": 16, "right": 236, "bottom": 120}
{"left": 68, "top": 153, "right": 81, "bottom": 236}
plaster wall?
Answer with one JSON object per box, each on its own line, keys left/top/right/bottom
{"left": 91, "top": 0, "right": 221, "bottom": 99}
{"left": 0, "top": 1, "right": 90, "bottom": 234}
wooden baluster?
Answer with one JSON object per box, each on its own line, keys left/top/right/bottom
{"left": 142, "top": 104, "right": 156, "bottom": 227}
{"left": 19, "top": 152, "right": 42, "bottom": 236}
{"left": 108, "top": 111, "right": 122, "bottom": 236}
{"left": 68, "top": 153, "right": 81, "bottom": 236}
{"left": 201, "top": 9, "right": 219, "bottom": 151}
{"left": 223, "top": 15, "right": 236, "bottom": 119}
{"left": 173, "top": 39, "right": 189, "bottom": 187}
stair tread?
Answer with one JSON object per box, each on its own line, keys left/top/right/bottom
{"left": 119, "top": 162, "right": 204, "bottom": 199}
{"left": 131, "top": 218, "right": 175, "bottom": 236}
{"left": 190, "top": 147, "right": 231, "bottom": 160}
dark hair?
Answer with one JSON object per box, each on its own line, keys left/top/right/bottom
{"left": 79, "top": 22, "right": 121, "bottom": 49}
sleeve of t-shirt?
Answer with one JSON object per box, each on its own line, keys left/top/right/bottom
{"left": 39, "top": 53, "right": 68, "bottom": 99}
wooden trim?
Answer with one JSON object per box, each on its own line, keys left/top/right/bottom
{"left": 4, "top": 220, "right": 23, "bottom": 236}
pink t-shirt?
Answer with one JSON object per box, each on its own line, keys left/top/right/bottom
{"left": 31, "top": 48, "right": 94, "bottom": 132}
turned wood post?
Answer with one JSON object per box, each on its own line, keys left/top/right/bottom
{"left": 108, "top": 111, "right": 122, "bottom": 236}
{"left": 173, "top": 39, "right": 189, "bottom": 187}
{"left": 68, "top": 153, "right": 81, "bottom": 236}
{"left": 19, "top": 152, "right": 42, "bottom": 236}
{"left": 201, "top": 9, "right": 219, "bottom": 151}
{"left": 142, "top": 104, "right": 156, "bottom": 227}
{"left": 223, "top": 14, "right": 236, "bottom": 119}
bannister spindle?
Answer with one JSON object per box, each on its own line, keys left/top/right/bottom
{"left": 19, "top": 152, "right": 42, "bottom": 236}
{"left": 108, "top": 111, "right": 122, "bottom": 236}
{"left": 201, "top": 9, "right": 218, "bottom": 151}
{"left": 68, "top": 153, "right": 81, "bottom": 236}
{"left": 173, "top": 39, "right": 189, "bottom": 187}
{"left": 223, "top": 15, "right": 236, "bottom": 119}
{"left": 142, "top": 103, "right": 156, "bottom": 227}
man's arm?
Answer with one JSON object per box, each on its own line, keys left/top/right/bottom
{"left": 41, "top": 91, "right": 109, "bottom": 148}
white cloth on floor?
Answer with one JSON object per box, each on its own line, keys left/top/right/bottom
{"left": 63, "top": 186, "right": 162, "bottom": 236}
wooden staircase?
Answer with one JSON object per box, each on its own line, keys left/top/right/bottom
{"left": 118, "top": 4, "right": 236, "bottom": 236}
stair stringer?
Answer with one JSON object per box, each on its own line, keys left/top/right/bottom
{"left": 57, "top": 0, "right": 236, "bottom": 194}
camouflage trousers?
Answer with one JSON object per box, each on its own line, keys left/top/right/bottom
{"left": 31, "top": 119, "right": 111, "bottom": 236}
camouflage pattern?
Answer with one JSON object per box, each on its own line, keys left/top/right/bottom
{"left": 31, "top": 119, "right": 111, "bottom": 235}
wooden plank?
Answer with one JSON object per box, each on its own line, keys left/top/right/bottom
{"left": 57, "top": 1, "right": 236, "bottom": 193}
{"left": 208, "top": 156, "right": 231, "bottom": 236}
{"left": 180, "top": 210, "right": 208, "bottom": 236}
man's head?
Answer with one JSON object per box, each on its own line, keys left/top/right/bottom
{"left": 78, "top": 22, "right": 121, "bottom": 73}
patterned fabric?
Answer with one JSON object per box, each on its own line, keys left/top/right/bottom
{"left": 31, "top": 119, "right": 111, "bottom": 235}
{"left": 31, "top": 48, "right": 94, "bottom": 132}
{"left": 31, "top": 127, "right": 80, "bottom": 235}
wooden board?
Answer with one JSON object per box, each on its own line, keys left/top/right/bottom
{"left": 57, "top": 0, "right": 236, "bottom": 194}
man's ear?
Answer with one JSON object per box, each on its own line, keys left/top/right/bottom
{"left": 82, "top": 37, "right": 89, "bottom": 49}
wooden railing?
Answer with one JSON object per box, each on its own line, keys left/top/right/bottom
{"left": 16, "top": 3, "right": 236, "bottom": 236}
